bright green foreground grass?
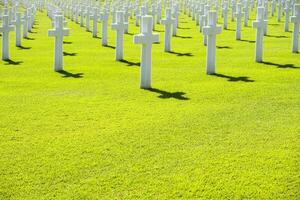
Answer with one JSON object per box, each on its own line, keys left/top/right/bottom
{"left": 0, "top": 9, "right": 300, "bottom": 199}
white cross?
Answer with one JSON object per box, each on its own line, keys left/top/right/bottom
{"left": 156, "top": 4, "right": 162, "bottom": 24}
{"left": 134, "top": 4, "right": 139, "bottom": 26}
{"left": 172, "top": 5, "right": 179, "bottom": 36}
{"left": 291, "top": 4, "right": 300, "bottom": 53}
{"left": 86, "top": 6, "right": 91, "bottom": 31}
{"left": 123, "top": 6, "right": 130, "bottom": 33}
{"left": 22, "top": 9, "right": 28, "bottom": 38}
{"left": 231, "top": 0, "right": 236, "bottom": 21}
{"left": 91, "top": 7, "right": 99, "bottom": 37}
{"left": 203, "top": 4, "right": 210, "bottom": 46}
{"left": 161, "top": 8, "right": 175, "bottom": 52}
{"left": 223, "top": 1, "right": 228, "bottom": 29}
{"left": 151, "top": 4, "right": 156, "bottom": 30}
{"left": 202, "top": 11, "right": 222, "bottom": 75}
{"left": 80, "top": 5, "right": 85, "bottom": 27}
{"left": 278, "top": 1, "right": 282, "bottom": 22}
{"left": 12, "top": 12, "right": 24, "bottom": 47}
{"left": 236, "top": 3, "right": 244, "bottom": 40}
{"left": 284, "top": 4, "right": 290, "bottom": 32}
{"left": 111, "top": 11, "right": 128, "bottom": 61}
{"left": 253, "top": 7, "right": 267, "bottom": 62}
{"left": 0, "top": 15, "right": 14, "bottom": 60}
{"left": 244, "top": 1, "right": 249, "bottom": 27}
{"left": 48, "top": 15, "right": 70, "bottom": 71}
{"left": 100, "top": 8, "right": 109, "bottom": 46}
{"left": 134, "top": 15, "right": 159, "bottom": 89}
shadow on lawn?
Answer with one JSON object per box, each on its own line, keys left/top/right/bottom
{"left": 63, "top": 52, "right": 77, "bottom": 56}
{"left": 178, "top": 27, "right": 191, "bottom": 30}
{"left": 63, "top": 41, "right": 73, "bottom": 44}
{"left": 144, "top": 88, "right": 190, "bottom": 100}
{"left": 168, "top": 51, "right": 193, "bottom": 57}
{"left": 212, "top": 73, "right": 255, "bottom": 82}
{"left": 265, "top": 35, "right": 289, "bottom": 38}
{"left": 28, "top": 30, "right": 37, "bottom": 34}
{"left": 239, "top": 39, "right": 255, "bottom": 43}
{"left": 17, "top": 45, "right": 31, "bottom": 50}
{"left": 217, "top": 46, "right": 232, "bottom": 49}
{"left": 57, "top": 70, "right": 84, "bottom": 78}
{"left": 24, "top": 37, "right": 35, "bottom": 40}
{"left": 261, "top": 61, "right": 300, "bottom": 69}
{"left": 3, "top": 59, "right": 23, "bottom": 65}
{"left": 119, "top": 59, "right": 140, "bottom": 67}
{"left": 103, "top": 44, "right": 116, "bottom": 49}
{"left": 174, "top": 35, "right": 192, "bottom": 39}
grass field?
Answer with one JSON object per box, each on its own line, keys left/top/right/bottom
{"left": 0, "top": 7, "right": 300, "bottom": 199}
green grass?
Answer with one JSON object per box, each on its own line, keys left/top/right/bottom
{"left": 0, "top": 8, "right": 300, "bottom": 199}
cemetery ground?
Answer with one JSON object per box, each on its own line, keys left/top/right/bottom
{"left": 1, "top": 9, "right": 300, "bottom": 199}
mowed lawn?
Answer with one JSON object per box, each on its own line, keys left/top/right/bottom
{"left": 0, "top": 7, "right": 300, "bottom": 199}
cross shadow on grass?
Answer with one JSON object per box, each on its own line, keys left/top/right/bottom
{"left": 17, "top": 46, "right": 31, "bottom": 50}
{"left": 24, "top": 37, "right": 35, "bottom": 40}
{"left": 57, "top": 70, "right": 84, "bottom": 78}
{"left": 144, "top": 88, "right": 190, "bottom": 100}
{"left": 63, "top": 41, "right": 73, "bottom": 44}
{"left": 174, "top": 35, "right": 192, "bottom": 39}
{"left": 103, "top": 44, "right": 116, "bottom": 49}
{"left": 119, "top": 59, "right": 140, "bottom": 66}
{"left": 3, "top": 59, "right": 23, "bottom": 65}
{"left": 265, "top": 35, "right": 289, "bottom": 38}
{"left": 168, "top": 51, "right": 194, "bottom": 57}
{"left": 217, "top": 46, "right": 232, "bottom": 49}
{"left": 225, "top": 28, "right": 235, "bottom": 31}
{"left": 178, "top": 27, "right": 191, "bottom": 30}
{"left": 212, "top": 73, "right": 255, "bottom": 82}
{"left": 63, "top": 52, "right": 77, "bottom": 56}
{"left": 261, "top": 61, "right": 300, "bottom": 69}
{"left": 239, "top": 39, "right": 255, "bottom": 43}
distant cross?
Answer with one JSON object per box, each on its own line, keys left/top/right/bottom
{"left": 151, "top": 4, "right": 156, "bottom": 30}
{"left": 85, "top": 6, "right": 91, "bottom": 31}
{"left": 48, "top": 15, "right": 70, "bottom": 71}
{"left": 80, "top": 5, "right": 85, "bottom": 27}
{"left": 123, "top": 6, "right": 129, "bottom": 33}
{"left": 291, "top": 4, "right": 300, "bottom": 53}
{"left": 284, "top": 4, "right": 290, "bottom": 32}
{"left": 161, "top": 8, "right": 175, "bottom": 52}
{"left": 22, "top": 10, "right": 28, "bottom": 38}
{"left": 91, "top": 7, "right": 99, "bottom": 37}
{"left": 134, "top": 15, "right": 159, "bottom": 89}
{"left": 253, "top": 7, "right": 267, "bottom": 62}
{"left": 244, "top": 1, "right": 249, "bottom": 26}
{"left": 100, "top": 8, "right": 109, "bottom": 46}
{"left": 172, "top": 5, "right": 179, "bottom": 36}
{"left": 223, "top": 1, "right": 228, "bottom": 29}
{"left": 231, "top": 0, "right": 236, "bottom": 21}
{"left": 236, "top": 3, "right": 244, "bottom": 40}
{"left": 111, "top": 11, "right": 128, "bottom": 61}
{"left": 202, "top": 11, "right": 222, "bottom": 75}
{"left": 277, "top": 1, "right": 282, "bottom": 22}
{"left": 13, "top": 12, "right": 24, "bottom": 47}
{"left": 156, "top": 5, "right": 162, "bottom": 24}
{"left": 134, "top": 5, "right": 139, "bottom": 26}
{"left": 203, "top": 4, "right": 210, "bottom": 46}
{"left": 0, "top": 15, "right": 14, "bottom": 60}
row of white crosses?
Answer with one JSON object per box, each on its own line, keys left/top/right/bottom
{"left": 0, "top": 5, "right": 36, "bottom": 60}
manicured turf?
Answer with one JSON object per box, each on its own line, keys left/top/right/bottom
{"left": 0, "top": 7, "right": 300, "bottom": 199}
